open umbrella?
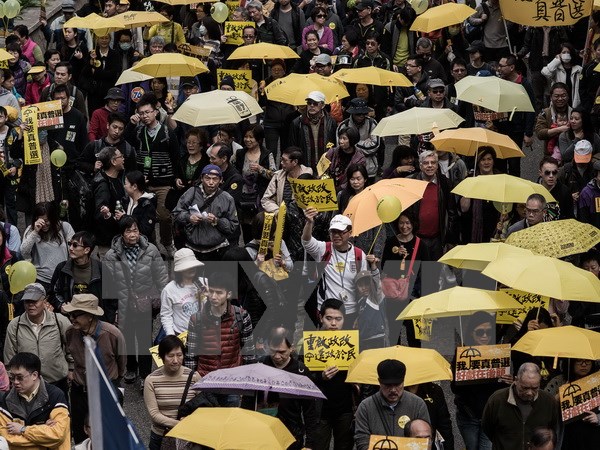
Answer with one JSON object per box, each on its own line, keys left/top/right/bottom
{"left": 228, "top": 42, "right": 300, "bottom": 60}
{"left": 346, "top": 345, "right": 452, "bottom": 386}
{"left": 191, "top": 363, "right": 326, "bottom": 399}
{"left": 113, "top": 10, "right": 170, "bottom": 28}
{"left": 331, "top": 66, "right": 411, "bottom": 88}
{"left": 439, "top": 242, "right": 534, "bottom": 271}
{"left": 482, "top": 254, "right": 600, "bottom": 301}
{"left": 155, "top": 0, "right": 217, "bottom": 5}
{"left": 431, "top": 128, "right": 525, "bottom": 159}
{"left": 512, "top": 326, "right": 600, "bottom": 361}
{"left": 452, "top": 174, "right": 556, "bottom": 203}
{"left": 505, "top": 219, "right": 600, "bottom": 258}
{"left": 0, "top": 48, "right": 13, "bottom": 61}
{"left": 265, "top": 73, "right": 349, "bottom": 105}
{"left": 166, "top": 408, "right": 295, "bottom": 450}
{"left": 131, "top": 53, "right": 209, "bottom": 78}
{"left": 115, "top": 67, "right": 154, "bottom": 86}
{"left": 343, "top": 178, "right": 429, "bottom": 236}
{"left": 63, "top": 13, "right": 122, "bottom": 35}
{"left": 454, "top": 75, "right": 535, "bottom": 112}
{"left": 173, "top": 90, "right": 263, "bottom": 127}
{"left": 372, "top": 107, "right": 464, "bottom": 137}
{"left": 410, "top": 3, "right": 476, "bottom": 32}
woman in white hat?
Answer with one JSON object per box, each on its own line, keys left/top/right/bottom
{"left": 160, "top": 248, "right": 205, "bottom": 337}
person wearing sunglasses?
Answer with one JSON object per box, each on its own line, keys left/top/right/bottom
{"left": 537, "top": 155, "right": 574, "bottom": 220}
{"left": 423, "top": 78, "right": 454, "bottom": 111}
{"left": 302, "top": 6, "right": 334, "bottom": 52}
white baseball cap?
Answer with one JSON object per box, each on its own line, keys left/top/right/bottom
{"left": 329, "top": 214, "right": 352, "bottom": 231}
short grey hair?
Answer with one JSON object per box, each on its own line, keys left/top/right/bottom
{"left": 526, "top": 193, "right": 547, "bottom": 209}
{"left": 517, "top": 362, "right": 541, "bottom": 379}
{"left": 416, "top": 37, "right": 433, "bottom": 49}
{"left": 419, "top": 150, "right": 438, "bottom": 165}
{"left": 233, "top": 6, "right": 249, "bottom": 19}
{"left": 149, "top": 36, "right": 166, "bottom": 47}
{"left": 246, "top": 1, "right": 262, "bottom": 11}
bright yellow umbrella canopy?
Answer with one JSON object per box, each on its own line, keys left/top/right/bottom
{"left": 0, "top": 48, "right": 13, "bottom": 61}
{"left": 332, "top": 66, "right": 411, "bottom": 87}
{"left": 265, "top": 73, "right": 349, "bottom": 105}
{"left": 481, "top": 255, "right": 600, "bottom": 301}
{"left": 452, "top": 174, "right": 556, "bottom": 203}
{"left": 166, "top": 407, "right": 295, "bottom": 449}
{"left": 63, "top": 13, "right": 122, "bottom": 35}
{"left": 505, "top": 219, "right": 600, "bottom": 259}
{"left": 343, "top": 178, "right": 429, "bottom": 236}
{"left": 431, "top": 128, "right": 525, "bottom": 159}
{"left": 397, "top": 286, "right": 524, "bottom": 320}
{"left": 512, "top": 326, "right": 600, "bottom": 361}
{"left": 228, "top": 42, "right": 300, "bottom": 60}
{"left": 113, "top": 11, "right": 170, "bottom": 28}
{"left": 454, "top": 75, "right": 535, "bottom": 112}
{"left": 439, "top": 242, "right": 534, "bottom": 271}
{"left": 373, "top": 107, "right": 464, "bottom": 137}
{"left": 155, "top": 0, "right": 216, "bottom": 5}
{"left": 410, "top": 3, "right": 476, "bottom": 32}
{"left": 173, "top": 90, "right": 263, "bottom": 126}
{"left": 346, "top": 345, "right": 452, "bottom": 386}
{"left": 131, "top": 53, "right": 209, "bottom": 78}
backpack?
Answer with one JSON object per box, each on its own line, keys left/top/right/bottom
{"left": 464, "top": 1, "right": 490, "bottom": 43}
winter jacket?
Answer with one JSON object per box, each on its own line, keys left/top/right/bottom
{"left": 121, "top": 192, "right": 157, "bottom": 243}
{"left": 338, "top": 116, "right": 381, "bottom": 178}
{"left": 92, "top": 170, "right": 125, "bottom": 246}
{"left": 271, "top": 3, "right": 305, "bottom": 47}
{"left": 234, "top": 146, "right": 276, "bottom": 204}
{"left": 77, "top": 137, "right": 137, "bottom": 176}
{"left": 21, "top": 223, "right": 74, "bottom": 284}
{"left": 517, "top": 26, "right": 568, "bottom": 72}
{"left": 302, "top": 25, "right": 334, "bottom": 52}
{"left": 559, "top": 160, "right": 595, "bottom": 196}
{"left": 289, "top": 112, "right": 338, "bottom": 170}
{"left": 9, "top": 59, "right": 31, "bottom": 97}
{"left": 578, "top": 178, "right": 600, "bottom": 228}
{"left": 386, "top": 14, "right": 416, "bottom": 62}
{"left": 0, "top": 87, "right": 20, "bottom": 113}
{"left": 535, "top": 105, "right": 573, "bottom": 148}
{"left": 261, "top": 165, "right": 313, "bottom": 213}
{"left": 325, "top": 146, "right": 367, "bottom": 191}
{"left": 256, "top": 17, "right": 288, "bottom": 45}
{"left": 557, "top": 131, "right": 600, "bottom": 163}
{"left": 394, "top": 72, "right": 430, "bottom": 112}
{"left": 541, "top": 58, "right": 582, "bottom": 107}
{"left": 40, "top": 83, "right": 88, "bottom": 119}
{"left": 25, "top": 75, "right": 51, "bottom": 105}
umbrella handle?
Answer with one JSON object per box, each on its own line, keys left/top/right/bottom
{"left": 367, "top": 224, "right": 384, "bottom": 255}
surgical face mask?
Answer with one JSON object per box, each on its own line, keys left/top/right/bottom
{"left": 560, "top": 52, "right": 571, "bottom": 63}
{"left": 119, "top": 42, "right": 132, "bottom": 51}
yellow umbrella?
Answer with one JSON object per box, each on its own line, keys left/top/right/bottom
{"left": 481, "top": 254, "right": 600, "bottom": 301}
{"left": 439, "top": 242, "right": 534, "bottom": 271}
{"left": 115, "top": 67, "right": 154, "bottom": 85}
{"left": 505, "top": 219, "right": 600, "bottom": 259}
{"left": 113, "top": 11, "right": 170, "bottom": 28}
{"left": 265, "top": 73, "right": 349, "bottom": 105}
{"left": 431, "top": 128, "right": 525, "bottom": 159}
{"left": 0, "top": 48, "right": 12, "bottom": 61}
{"left": 396, "top": 286, "right": 524, "bottom": 320}
{"left": 343, "top": 178, "right": 429, "bottom": 236}
{"left": 331, "top": 66, "right": 411, "bottom": 87}
{"left": 173, "top": 90, "right": 263, "bottom": 126}
{"left": 373, "top": 107, "right": 464, "bottom": 137}
{"left": 131, "top": 53, "right": 209, "bottom": 78}
{"left": 63, "top": 13, "right": 122, "bottom": 35}
{"left": 512, "top": 326, "right": 600, "bottom": 361}
{"left": 452, "top": 174, "right": 556, "bottom": 203}
{"left": 346, "top": 345, "right": 452, "bottom": 386}
{"left": 166, "top": 407, "right": 295, "bottom": 449}
{"left": 228, "top": 42, "right": 300, "bottom": 60}
{"left": 410, "top": 3, "right": 476, "bottom": 32}
{"left": 454, "top": 75, "right": 535, "bottom": 113}
{"left": 155, "top": 0, "right": 216, "bottom": 4}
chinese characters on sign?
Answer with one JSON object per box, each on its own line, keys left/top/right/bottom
{"left": 499, "top": 0, "right": 592, "bottom": 27}
{"left": 22, "top": 106, "right": 42, "bottom": 165}
{"left": 224, "top": 21, "right": 255, "bottom": 45}
{"left": 217, "top": 68, "right": 253, "bottom": 94}
{"left": 289, "top": 178, "right": 338, "bottom": 211}
{"left": 496, "top": 289, "right": 550, "bottom": 325}
{"left": 303, "top": 330, "right": 359, "bottom": 370}
{"left": 455, "top": 344, "right": 511, "bottom": 382}
{"left": 559, "top": 372, "right": 600, "bottom": 422}
{"left": 413, "top": 318, "right": 433, "bottom": 341}
{"left": 32, "top": 100, "right": 64, "bottom": 130}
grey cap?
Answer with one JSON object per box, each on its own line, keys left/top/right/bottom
{"left": 22, "top": 283, "right": 47, "bottom": 301}
{"left": 63, "top": 0, "right": 76, "bottom": 12}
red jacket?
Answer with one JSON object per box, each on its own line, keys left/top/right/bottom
{"left": 24, "top": 75, "right": 51, "bottom": 105}
{"left": 88, "top": 107, "right": 110, "bottom": 142}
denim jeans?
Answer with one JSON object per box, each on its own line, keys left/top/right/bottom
{"left": 456, "top": 410, "right": 492, "bottom": 450}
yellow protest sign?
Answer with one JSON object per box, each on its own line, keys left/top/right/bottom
{"left": 30, "top": 100, "right": 64, "bottom": 130}
{"left": 368, "top": 435, "right": 429, "bottom": 450}
{"left": 22, "top": 106, "right": 42, "bottom": 165}
{"left": 413, "top": 318, "right": 432, "bottom": 341}
{"left": 150, "top": 331, "right": 188, "bottom": 368}
{"left": 177, "top": 43, "right": 212, "bottom": 58}
{"left": 217, "top": 68, "right": 253, "bottom": 93}
{"left": 496, "top": 289, "right": 550, "bottom": 325}
{"left": 224, "top": 21, "right": 255, "bottom": 45}
{"left": 226, "top": 0, "right": 240, "bottom": 19}
{"left": 316, "top": 153, "right": 331, "bottom": 177}
{"left": 559, "top": 371, "right": 600, "bottom": 423}
{"left": 499, "top": 0, "right": 592, "bottom": 26}
{"left": 455, "top": 344, "right": 511, "bottom": 382}
{"left": 302, "top": 330, "right": 359, "bottom": 370}
{"left": 289, "top": 177, "right": 338, "bottom": 212}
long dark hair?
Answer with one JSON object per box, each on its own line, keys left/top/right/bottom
{"left": 389, "top": 145, "right": 417, "bottom": 170}
{"left": 31, "top": 202, "right": 63, "bottom": 243}
{"left": 568, "top": 107, "right": 595, "bottom": 143}
{"left": 342, "top": 163, "right": 368, "bottom": 196}
{"left": 511, "top": 307, "right": 553, "bottom": 344}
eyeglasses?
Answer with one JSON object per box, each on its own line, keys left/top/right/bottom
{"left": 316, "top": 14, "right": 327, "bottom": 18}
{"left": 525, "top": 208, "right": 543, "bottom": 214}
{"left": 431, "top": 89, "right": 445, "bottom": 94}
{"left": 137, "top": 109, "right": 156, "bottom": 116}
{"left": 306, "top": 100, "right": 321, "bottom": 106}
{"left": 68, "top": 241, "right": 84, "bottom": 248}
{"left": 544, "top": 170, "right": 558, "bottom": 176}
{"left": 8, "top": 372, "right": 32, "bottom": 382}
{"left": 474, "top": 328, "right": 491, "bottom": 337}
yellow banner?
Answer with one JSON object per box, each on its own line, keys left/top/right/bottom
{"left": 413, "top": 318, "right": 432, "bottom": 341}
{"left": 496, "top": 289, "right": 550, "bottom": 325}
{"left": 22, "top": 106, "right": 41, "bottom": 165}
{"left": 289, "top": 177, "right": 338, "bottom": 212}
{"left": 303, "top": 330, "right": 359, "bottom": 370}
{"left": 226, "top": 0, "right": 240, "bottom": 19}
{"left": 499, "top": 0, "right": 592, "bottom": 26}
{"left": 316, "top": 153, "right": 331, "bottom": 177}
{"left": 28, "top": 100, "right": 64, "bottom": 131}
{"left": 150, "top": 331, "right": 188, "bottom": 368}
{"left": 224, "top": 21, "right": 255, "bottom": 45}
{"left": 217, "top": 68, "right": 253, "bottom": 93}
{"left": 559, "top": 371, "right": 600, "bottom": 423}
{"left": 368, "top": 435, "right": 429, "bottom": 450}
{"left": 455, "top": 344, "right": 511, "bottom": 382}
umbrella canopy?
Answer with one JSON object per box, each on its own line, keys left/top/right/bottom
{"left": 431, "top": 128, "right": 525, "bottom": 159}
{"left": 343, "top": 178, "right": 429, "bottom": 236}
{"left": 512, "top": 326, "right": 600, "bottom": 361}
{"left": 505, "top": 219, "right": 600, "bottom": 259}
{"left": 265, "top": 73, "right": 349, "bottom": 105}
{"left": 481, "top": 254, "right": 600, "bottom": 301}
{"left": 439, "top": 242, "right": 534, "bottom": 271}
{"left": 173, "top": 90, "right": 263, "bottom": 127}
{"left": 0, "top": 48, "right": 13, "bottom": 61}
{"left": 346, "top": 345, "right": 452, "bottom": 386}
{"left": 166, "top": 408, "right": 295, "bottom": 450}
{"left": 373, "top": 107, "right": 464, "bottom": 137}
{"left": 397, "top": 286, "right": 524, "bottom": 320}
{"left": 131, "top": 53, "right": 209, "bottom": 78}
{"left": 228, "top": 42, "right": 300, "bottom": 60}
{"left": 454, "top": 75, "right": 535, "bottom": 112}
{"left": 63, "top": 13, "right": 122, "bottom": 35}
{"left": 451, "top": 174, "right": 556, "bottom": 203}
{"left": 191, "top": 363, "right": 326, "bottom": 399}
{"left": 155, "top": 0, "right": 217, "bottom": 5}
{"left": 113, "top": 11, "right": 170, "bottom": 28}
{"left": 410, "top": 3, "right": 476, "bottom": 32}
{"left": 331, "top": 66, "right": 411, "bottom": 87}
{"left": 115, "top": 67, "right": 154, "bottom": 86}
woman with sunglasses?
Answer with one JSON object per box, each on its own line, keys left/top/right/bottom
{"left": 302, "top": 7, "right": 334, "bottom": 53}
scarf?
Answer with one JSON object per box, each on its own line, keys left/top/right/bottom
{"left": 302, "top": 113, "right": 325, "bottom": 168}
{"left": 123, "top": 243, "right": 141, "bottom": 273}
{"left": 35, "top": 138, "right": 55, "bottom": 204}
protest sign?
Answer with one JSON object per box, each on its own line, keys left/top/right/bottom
{"left": 455, "top": 344, "right": 511, "bottom": 382}
{"left": 226, "top": 0, "right": 240, "bottom": 18}
{"left": 496, "top": 289, "right": 550, "bottom": 325}
{"left": 368, "top": 435, "right": 429, "bottom": 450}
{"left": 499, "top": 0, "right": 592, "bottom": 26}
{"left": 559, "top": 371, "right": 600, "bottom": 422}
{"left": 303, "top": 330, "right": 359, "bottom": 370}
{"left": 316, "top": 153, "right": 331, "bottom": 177}
{"left": 289, "top": 177, "right": 338, "bottom": 211}
{"left": 30, "top": 100, "right": 64, "bottom": 130}
{"left": 413, "top": 318, "right": 432, "bottom": 341}
{"left": 217, "top": 68, "right": 253, "bottom": 93}
{"left": 224, "top": 21, "right": 255, "bottom": 45}
{"left": 150, "top": 332, "right": 188, "bottom": 368}
{"left": 22, "top": 106, "right": 42, "bottom": 165}
{"left": 178, "top": 43, "right": 212, "bottom": 58}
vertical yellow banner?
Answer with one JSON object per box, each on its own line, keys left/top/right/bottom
{"left": 23, "top": 106, "right": 42, "bottom": 165}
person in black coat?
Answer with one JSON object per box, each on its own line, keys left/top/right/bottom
{"left": 117, "top": 171, "right": 157, "bottom": 245}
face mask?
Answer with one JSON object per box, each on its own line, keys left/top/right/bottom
{"left": 119, "top": 42, "right": 132, "bottom": 51}
{"left": 560, "top": 53, "right": 571, "bottom": 63}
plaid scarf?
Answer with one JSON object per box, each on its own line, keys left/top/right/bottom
{"left": 123, "top": 243, "right": 140, "bottom": 273}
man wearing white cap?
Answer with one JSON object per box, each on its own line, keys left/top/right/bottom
{"left": 289, "top": 90, "right": 338, "bottom": 172}
{"left": 302, "top": 208, "right": 367, "bottom": 325}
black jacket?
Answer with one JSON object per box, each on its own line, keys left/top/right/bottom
{"left": 92, "top": 170, "right": 125, "bottom": 246}
{"left": 256, "top": 17, "right": 288, "bottom": 45}
{"left": 121, "top": 193, "right": 157, "bottom": 243}
{"left": 270, "top": 3, "right": 304, "bottom": 47}
{"left": 0, "top": 378, "right": 69, "bottom": 426}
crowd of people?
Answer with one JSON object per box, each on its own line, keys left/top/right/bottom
{"left": 0, "top": 0, "right": 596, "bottom": 448}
